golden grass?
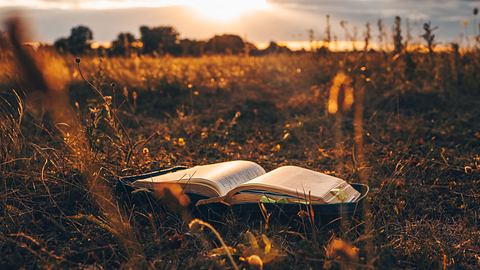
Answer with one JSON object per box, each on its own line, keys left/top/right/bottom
{"left": 0, "top": 21, "right": 479, "bottom": 269}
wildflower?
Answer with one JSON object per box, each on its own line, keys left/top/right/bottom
{"left": 239, "top": 232, "right": 280, "bottom": 266}
{"left": 246, "top": 255, "right": 263, "bottom": 270}
{"left": 325, "top": 239, "right": 359, "bottom": 265}
{"left": 103, "top": 95, "right": 112, "bottom": 106}
{"left": 178, "top": 137, "right": 186, "bottom": 146}
{"left": 273, "top": 144, "right": 281, "bottom": 152}
{"left": 188, "top": 218, "right": 205, "bottom": 233}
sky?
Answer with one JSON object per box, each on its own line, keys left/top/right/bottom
{"left": 0, "top": 0, "right": 479, "bottom": 48}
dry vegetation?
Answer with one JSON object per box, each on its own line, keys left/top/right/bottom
{"left": 1, "top": 25, "right": 480, "bottom": 269}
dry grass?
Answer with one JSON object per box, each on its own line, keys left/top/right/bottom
{"left": 0, "top": 30, "right": 479, "bottom": 269}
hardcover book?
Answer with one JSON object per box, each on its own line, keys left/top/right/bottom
{"left": 128, "top": 160, "right": 361, "bottom": 206}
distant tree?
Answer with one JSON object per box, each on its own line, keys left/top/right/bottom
{"left": 53, "top": 37, "right": 69, "bottom": 53}
{"left": 243, "top": 42, "right": 257, "bottom": 56}
{"left": 179, "top": 39, "right": 205, "bottom": 56}
{"left": 255, "top": 41, "right": 291, "bottom": 55}
{"left": 204, "top": 34, "right": 245, "bottom": 54}
{"left": 67, "top": 25, "right": 93, "bottom": 55}
{"left": 139, "top": 26, "right": 179, "bottom": 55}
{"left": 111, "top": 32, "right": 136, "bottom": 56}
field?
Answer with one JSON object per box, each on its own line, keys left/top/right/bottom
{"left": 1, "top": 46, "right": 480, "bottom": 269}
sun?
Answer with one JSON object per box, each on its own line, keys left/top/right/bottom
{"left": 184, "top": 0, "right": 269, "bottom": 21}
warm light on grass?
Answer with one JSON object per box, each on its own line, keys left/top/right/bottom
{"left": 328, "top": 72, "right": 353, "bottom": 114}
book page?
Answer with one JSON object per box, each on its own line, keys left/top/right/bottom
{"left": 132, "top": 160, "right": 266, "bottom": 197}
{"left": 229, "top": 166, "right": 360, "bottom": 203}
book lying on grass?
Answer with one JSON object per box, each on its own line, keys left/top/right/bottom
{"left": 128, "top": 160, "right": 361, "bottom": 206}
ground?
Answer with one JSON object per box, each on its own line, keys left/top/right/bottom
{"left": 0, "top": 51, "right": 479, "bottom": 269}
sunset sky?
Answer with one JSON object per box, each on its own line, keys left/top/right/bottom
{"left": 0, "top": 0, "right": 478, "bottom": 47}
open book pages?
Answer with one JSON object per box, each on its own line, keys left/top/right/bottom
{"left": 219, "top": 166, "right": 361, "bottom": 205}
{"left": 131, "top": 160, "right": 361, "bottom": 205}
{"left": 132, "top": 161, "right": 266, "bottom": 197}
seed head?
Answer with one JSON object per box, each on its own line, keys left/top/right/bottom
{"left": 188, "top": 219, "right": 205, "bottom": 233}
{"left": 246, "top": 255, "right": 263, "bottom": 270}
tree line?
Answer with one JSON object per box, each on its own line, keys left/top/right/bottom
{"left": 53, "top": 25, "right": 292, "bottom": 57}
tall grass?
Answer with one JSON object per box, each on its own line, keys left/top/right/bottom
{"left": 1, "top": 14, "right": 479, "bottom": 269}
{"left": 0, "top": 89, "right": 23, "bottom": 165}
{"left": 5, "top": 17, "right": 147, "bottom": 268}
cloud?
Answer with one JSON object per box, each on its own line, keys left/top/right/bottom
{"left": 0, "top": 0, "right": 181, "bottom": 9}
{"left": 0, "top": 0, "right": 477, "bottom": 43}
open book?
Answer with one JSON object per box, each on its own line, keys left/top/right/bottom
{"left": 131, "top": 160, "right": 361, "bottom": 206}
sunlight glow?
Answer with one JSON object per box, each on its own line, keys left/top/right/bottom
{"left": 0, "top": 0, "right": 179, "bottom": 10}
{"left": 1, "top": 0, "right": 269, "bottom": 21}
{"left": 183, "top": 0, "right": 269, "bottom": 21}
